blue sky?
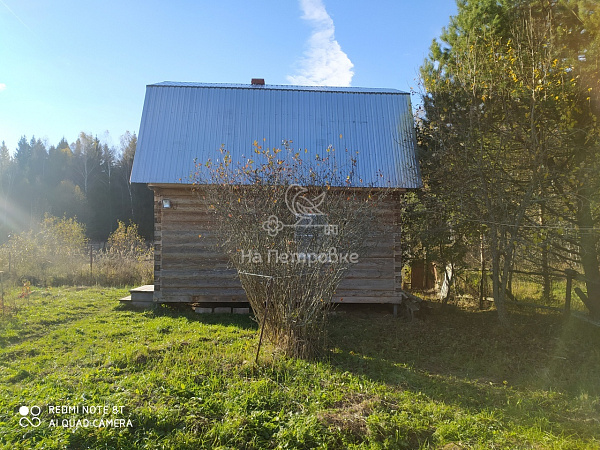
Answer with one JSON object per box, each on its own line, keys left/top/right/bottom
{"left": 0, "top": 0, "right": 457, "bottom": 153}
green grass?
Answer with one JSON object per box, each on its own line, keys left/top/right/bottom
{"left": 1, "top": 288, "right": 599, "bottom": 449}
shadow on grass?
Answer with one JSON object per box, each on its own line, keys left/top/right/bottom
{"left": 116, "top": 302, "right": 258, "bottom": 330}
{"left": 324, "top": 304, "right": 600, "bottom": 432}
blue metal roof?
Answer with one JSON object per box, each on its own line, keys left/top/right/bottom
{"left": 131, "top": 82, "right": 422, "bottom": 188}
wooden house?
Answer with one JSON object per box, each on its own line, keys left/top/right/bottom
{"left": 130, "top": 80, "right": 422, "bottom": 308}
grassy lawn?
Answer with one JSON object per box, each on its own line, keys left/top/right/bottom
{"left": 0, "top": 287, "right": 599, "bottom": 449}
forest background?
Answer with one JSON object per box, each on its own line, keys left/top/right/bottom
{"left": 0, "top": 131, "right": 153, "bottom": 244}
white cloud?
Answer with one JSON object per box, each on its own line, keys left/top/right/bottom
{"left": 0, "top": 83, "right": 6, "bottom": 92}
{"left": 287, "top": 0, "right": 354, "bottom": 87}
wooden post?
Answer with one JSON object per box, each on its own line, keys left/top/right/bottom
{"left": 423, "top": 251, "right": 429, "bottom": 291}
{"left": 479, "top": 234, "right": 485, "bottom": 310}
{"left": 564, "top": 269, "right": 576, "bottom": 315}
{"left": 89, "top": 244, "right": 93, "bottom": 280}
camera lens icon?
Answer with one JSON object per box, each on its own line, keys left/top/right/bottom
{"left": 19, "top": 405, "right": 41, "bottom": 427}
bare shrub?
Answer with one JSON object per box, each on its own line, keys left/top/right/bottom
{"left": 193, "top": 142, "right": 392, "bottom": 358}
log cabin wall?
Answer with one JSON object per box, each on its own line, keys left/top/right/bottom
{"left": 151, "top": 184, "right": 404, "bottom": 305}
{"left": 334, "top": 191, "right": 403, "bottom": 303}
{"left": 152, "top": 184, "right": 245, "bottom": 303}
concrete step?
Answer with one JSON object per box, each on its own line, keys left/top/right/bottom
{"left": 130, "top": 285, "right": 154, "bottom": 302}
{"left": 119, "top": 285, "right": 154, "bottom": 308}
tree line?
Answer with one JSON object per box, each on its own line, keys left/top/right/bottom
{"left": 406, "top": 0, "right": 600, "bottom": 321}
{"left": 0, "top": 131, "right": 153, "bottom": 243}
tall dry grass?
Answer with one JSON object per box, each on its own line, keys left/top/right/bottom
{"left": 0, "top": 217, "right": 152, "bottom": 287}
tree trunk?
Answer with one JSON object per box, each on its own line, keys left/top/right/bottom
{"left": 540, "top": 203, "right": 551, "bottom": 303}
{"left": 577, "top": 191, "right": 600, "bottom": 318}
{"left": 490, "top": 230, "right": 510, "bottom": 326}
{"left": 541, "top": 245, "right": 550, "bottom": 303}
{"left": 127, "top": 182, "right": 135, "bottom": 220}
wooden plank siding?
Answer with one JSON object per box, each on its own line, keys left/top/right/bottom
{"left": 151, "top": 184, "right": 404, "bottom": 305}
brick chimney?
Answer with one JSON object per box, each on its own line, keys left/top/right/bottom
{"left": 251, "top": 78, "right": 265, "bottom": 85}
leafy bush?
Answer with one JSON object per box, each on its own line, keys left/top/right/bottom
{"left": 106, "top": 221, "right": 147, "bottom": 256}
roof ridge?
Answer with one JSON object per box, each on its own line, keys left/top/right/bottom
{"left": 149, "top": 81, "right": 408, "bottom": 95}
